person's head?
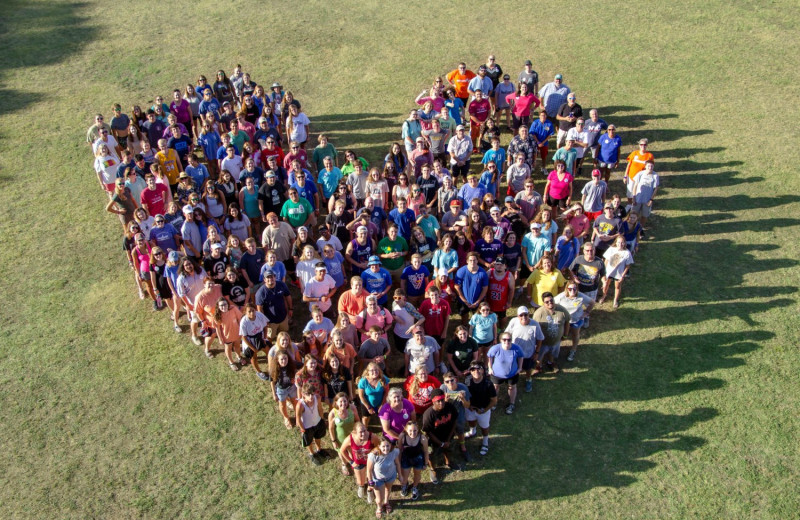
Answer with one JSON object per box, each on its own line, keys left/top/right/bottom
{"left": 518, "top": 125, "right": 529, "bottom": 139}
{"left": 387, "top": 387, "right": 404, "bottom": 407}
{"left": 467, "top": 252, "right": 479, "bottom": 270}
{"left": 303, "top": 354, "right": 319, "bottom": 373}
{"left": 644, "top": 159, "right": 655, "bottom": 173}
{"left": 366, "top": 295, "right": 379, "bottom": 310}
{"left": 288, "top": 187, "right": 299, "bottom": 202}
{"left": 541, "top": 255, "right": 554, "bottom": 272}
{"left": 565, "top": 138, "right": 575, "bottom": 149}
{"left": 467, "top": 174, "right": 478, "bottom": 186}
{"left": 337, "top": 312, "right": 352, "bottom": 329}
{"left": 517, "top": 305, "right": 531, "bottom": 324}
{"left": 493, "top": 258, "right": 506, "bottom": 275}
{"left": 243, "top": 303, "right": 256, "bottom": 320}
{"left": 263, "top": 268, "right": 276, "bottom": 287}
{"left": 244, "top": 237, "right": 257, "bottom": 253}
{"left": 638, "top": 138, "right": 648, "bottom": 150}
{"left": 363, "top": 361, "right": 383, "bottom": 382}
{"left": 542, "top": 292, "right": 555, "bottom": 309}
{"left": 583, "top": 242, "right": 595, "bottom": 261}
{"left": 554, "top": 74, "right": 563, "bottom": 86}
{"left": 500, "top": 332, "right": 513, "bottom": 349}
{"left": 301, "top": 382, "right": 315, "bottom": 403}
{"left": 504, "top": 231, "right": 517, "bottom": 247}
{"left": 314, "top": 262, "right": 327, "bottom": 281}
{"left": 603, "top": 202, "right": 614, "bottom": 219}
{"left": 478, "top": 302, "right": 492, "bottom": 317}
{"left": 468, "top": 361, "right": 485, "bottom": 380}
{"left": 456, "top": 125, "right": 466, "bottom": 138}
{"left": 266, "top": 212, "right": 279, "bottom": 227}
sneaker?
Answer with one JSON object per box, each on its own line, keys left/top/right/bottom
{"left": 525, "top": 379, "right": 533, "bottom": 393}
{"left": 411, "top": 486, "right": 420, "bottom": 500}
{"left": 309, "top": 453, "right": 322, "bottom": 466}
{"left": 567, "top": 350, "right": 576, "bottom": 362}
{"left": 152, "top": 301, "right": 159, "bottom": 311}
{"left": 429, "top": 469, "right": 439, "bottom": 485}
{"left": 257, "top": 372, "right": 269, "bottom": 381}
{"left": 173, "top": 323, "right": 182, "bottom": 333}
{"left": 552, "top": 363, "right": 561, "bottom": 374}
{"left": 582, "top": 316, "right": 590, "bottom": 329}
{"left": 357, "top": 486, "right": 365, "bottom": 499}
{"left": 505, "top": 404, "right": 515, "bottom": 415}
{"left": 540, "top": 167, "right": 547, "bottom": 176}
{"left": 464, "top": 428, "right": 477, "bottom": 439}
{"left": 191, "top": 335, "right": 202, "bottom": 346}
{"left": 400, "top": 484, "right": 409, "bottom": 497}
{"left": 367, "top": 491, "right": 374, "bottom": 504}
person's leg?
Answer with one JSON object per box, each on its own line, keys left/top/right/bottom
{"left": 190, "top": 314, "right": 202, "bottom": 344}
{"left": 598, "top": 277, "right": 611, "bottom": 304}
{"left": 278, "top": 399, "right": 292, "bottom": 428}
{"left": 613, "top": 279, "right": 623, "bottom": 308}
{"left": 508, "top": 384, "right": 517, "bottom": 407}
{"left": 203, "top": 333, "right": 215, "bottom": 356}
{"left": 567, "top": 325, "right": 580, "bottom": 360}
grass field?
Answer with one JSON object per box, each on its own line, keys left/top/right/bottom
{"left": 1, "top": 1, "right": 799, "bottom": 518}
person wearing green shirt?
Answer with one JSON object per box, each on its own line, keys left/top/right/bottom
{"left": 311, "top": 133, "right": 338, "bottom": 174}
{"left": 228, "top": 119, "right": 250, "bottom": 153}
{"left": 280, "top": 187, "right": 314, "bottom": 229}
{"left": 340, "top": 149, "right": 369, "bottom": 177}
{"left": 378, "top": 224, "right": 409, "bottom": 285}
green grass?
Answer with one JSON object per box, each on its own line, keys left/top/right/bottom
{"left": 1, "top": 0, "right": 799, "bottom": 518}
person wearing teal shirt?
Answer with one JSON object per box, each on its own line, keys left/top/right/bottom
{"left": 317, "top": 156, "right": 343, "bottom": 199}
{"left": 521, "top": 222, "right": 552, "bottom": 276}
{"left": 311, "top": 134, "right": 338, "bottom": 173}
{"left": 552, "top": 139, "right": 578, "bottom": 175}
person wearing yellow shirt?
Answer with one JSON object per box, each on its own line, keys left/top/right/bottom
{"left": 525, "top": 254, "right": 566, "bottom": 307}
{"left": 156, "top": 138, "right": 183, "bottom": 192}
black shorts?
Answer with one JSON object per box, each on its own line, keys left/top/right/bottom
{"left": 521, "top": 356, "right": 537, "bottom": 371}
{"left": 546, "top": 194, "right": 568, "bottom": 209}
{"left": 454, "top": 299, "right": 474, "bottom": 317}
{"left": 242, "top": 334, "right": 267, "bottom": 359}
{"left": 490, "top": 373, "right": 520, "bottom": 386}
{"left": 301, "top": 419, "right": 326, "bottom": 447}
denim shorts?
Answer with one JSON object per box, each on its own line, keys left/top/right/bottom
{"left": 400, "top": 453, "right": 425, "bottom": 470}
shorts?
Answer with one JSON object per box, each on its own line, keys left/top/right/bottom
{"left": 117, "top": 135, "right": 128, "bottom": 149}
{"left": 138, "top": 270, "right": 150, "bottom": 281}
{"left": 276, "top": 384, "right": 297, "bottom": 402}
{"left": 590, "top": 146, "right": 599, "bottom": 159}
{"left": 451, "top": 161, "right": 471, "bottom": 179}
{"left": 266, "top": 318, "right": 289, "bottom": 340}
{"left": 632, "top": 201, "right": 652, "bottom": 217}
{"left": 625, "top": 177, "right": 636, "bottom": 198}
{"left": 301, "top": 419, "right": 326, "bottom": 447}
{"left": 570, "top": 318, "right": 585, "bottom": 329}
{"left": 372, "top": 475, "right": 397, "bottom": 488}
{"left": 598, "top": 161, "right": 617, "bottom": 170}
{"left": 400, "top": 453, "right": 425, "bottom": 470}
{"left": 477, "top": 340, "right": 494, "bottom": 352}
{"left": 242, "top": 334, "right": 267, "bottom": 359}
{"left": 490, "top": 373, "right": 519, "bottom": 386}
{"left": 454, "top": 299, "right": 474, "bottom": 318}
{"left": 546, "top": 194, "right": 568, "bottom": 209}
{"left": 583, "top": 289, "right": 598, "bottom": 301}
{"left": 465, "top": 407, "right": 492, "bottom": 429}
{"left": 359, "top": 400, "right": 381, "bottom": 417}
{"left": 521, "top": 356, "right": 537, "bottom": 371}
{"left": 537, "top": 341, "right": 561, "bottom": 360}
{"left": 585, "top": 210, "right": 602, "bottom": 221}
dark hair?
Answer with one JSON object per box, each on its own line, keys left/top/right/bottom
{"left": 227, "top": 202, "right": 243, "bottom": 222}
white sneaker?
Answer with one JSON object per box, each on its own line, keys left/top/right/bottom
{"left": 191, "top": 335, "right": 202, "bottom": 346}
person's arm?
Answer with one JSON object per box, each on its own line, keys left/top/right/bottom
{"left": 404, "top": 352, "right": 411, "bottom": 376}
{"left": 567, "top": 180, "right": 573, "bottom": 204}
{"left": 542, "top": 180, "right": 551, "bottom": 201}
{"left": 340, "top": 435, "right": 354, "bottom": 465}
{"left": 295, "top": 400, "right": 305, "bottom": 433}
{"left": 105, "top": 198, "right": 124, "bottom": 216}
{"left": 454, "top": 283, "right": 469, "bottom": 305}
{"left": 491, "top": 322, "right": 498, "bottom": 345}
{"left": 327, "top": 409, "right": 338, "bottom": 446}
{"left": 475, "top": 284, "right": 488, "bottom": 307}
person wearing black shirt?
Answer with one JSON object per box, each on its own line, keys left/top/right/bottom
{"left": 464, "top": 361, "right": 498, "bottom": 456}
{"left": 258, "top": 172, "right": 287, "bottom": 217}
{"left": 556, "top": 94, "right": 583, "bottom": 148}
{"left": 422, "top": 389, "right": 459, "bottom": 470}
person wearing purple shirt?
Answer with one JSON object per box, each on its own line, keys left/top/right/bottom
{"left": 379, "top": 388, "right": 416, "bottom": 442}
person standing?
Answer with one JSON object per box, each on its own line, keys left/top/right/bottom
{"left": 555, "top": 93, "right": 582, "bottom": 149}
{"left": 624, "top": 138, "right": 655, "bottom": 204}
{"left": 483, "top": 55, "right": 503, "bottom": 114}
{"left": 631, "top": 160, "right": 660, "bottom": 227}
{"left": 504, "top": 306, "right": 544, "bottom": 392}
{"left": 453, "top": 253, "right": 489, "bottom": 326}
{"left": 447, "top": 125, "right": 474, "bottom": 182}
{"left": 596, "top": 124, "right": 622, "bottom": 183}
{"left": 532, "top": 293, "right": 570, "bottom": 374}
{"left": 486, "top": 332, "right": 525, "bottom": 415}
{"left": 463, "top": 361, "right": 497, "bottom": 456}
{"left": 538, "top": 74, "right": 571, "bottom": 129}
{"left": 446, "top": 62, "right": 477, "bottom": 108}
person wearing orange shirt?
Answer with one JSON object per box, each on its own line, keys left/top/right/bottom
{"left": 194, "top": 277, "right": 223, "bottom": 358}
{"left": 156, "top": 138, "right": 183, "bottom": 193}
{"left": 623, "top": 138, "right": 654, "bottom": 204}
{"left": 210, "top": 298, "right": 244, "bottom": 371}
{"left": 338, "top": 276, "right": 370, "bottom": 325}
{"left": 446, "top": 63, "right": 477, "bottom": 108}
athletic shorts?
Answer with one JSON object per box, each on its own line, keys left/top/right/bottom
{"left": 490, "top": 373, "right": 519, "bottom": 385}
{"left": 570, "top": 318, "right": 585, "bottom": 329}
{"left": 632, "top": 201, "right": 652, "bottom": 217}
{"left": 465, "top": 408, "right": 491, "bottom": 429}
{"left": 301, "top": 419, "right": 326, "bottom": 447}
{"left": 372, "top": 475, "right": 397, "bottom": 488}
{"left": 537, "top": 341, "right": 561, "bottom": 360}
{"left": 598, "top": 161, "right": 617, "bottom": 170}
{"left": 521, "top": 356, "right": 537, "bottom": 371}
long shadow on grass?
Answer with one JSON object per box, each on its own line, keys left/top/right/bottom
{"left": 0, "top": 1, "right": 95, "bottom": 116}
{"left": 315, "top": 112, "right": 404, "bottom": 166}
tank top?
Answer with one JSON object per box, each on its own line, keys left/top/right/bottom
{"left": 206, "top": 193, "right": 225, "bottom": 218}
{"left": 242, "top": 188, "right": 260, "bottom": 218}
{"left": 350, "top": 239, "right": 372, "bottom": 272}
{"left": 332, "top": 407, "right": 355, "bottom": 444}
{"left": 487, "top": 270, "right": 510, "bottom": 313}
{"left": 349, "top": 433, "right": 373, "bottom": 466}
{"left": 401, "top": 434, "right": 424, "bottom": 459}
{"left": 135, "top": 244, "right": 152, "bottom": 275}
{"left": 299, "top": 395, "right": 321, "bottom": 429}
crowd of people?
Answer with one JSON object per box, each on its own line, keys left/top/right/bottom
{"left": 91, "top": 56, "right": 661, "bottom": 517}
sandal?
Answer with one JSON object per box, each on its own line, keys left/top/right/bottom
{"left": 340, "top": 462, "right": 349, "bottom": 476}
{"left": 480, "top": 444, "right": 489, "bottom": 456}
{"left": 173, "top": 323, "right": 182, "bottom": 333}
{"left": 229, "top": 362, "right": 239, "bottom": 371}
{"left": 283, "top": 417, "right": 293, "bottom": 429}
{"left": 205, "top": 350, "right": 213, "bottom": 358}
{"left": 384, "top": 503, "right": 392, "bottom": 514}
{"left": 376, "top": 506, "right": 383, "bottom": 518}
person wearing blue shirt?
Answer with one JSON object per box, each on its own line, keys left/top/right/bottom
{"left": 467, "top": 67, "right": 494, "bottom": 100}
{"left": 185, "top": 154, "right": 210, "bottom": 189}
{"left": 479, "top": 163, "right": 499, "bottom": 199}
{"left": 596, "top": 124, "right": 622, "bottom": 183}
{"left": 454, "top": 253, "right": 490, "bottom": 326}
{"left": 482, "top": 139, "right": 506, "bottom": 176}
{"left": 400, "top": 254, "right": 431, "bottom": 306}
{"left": 317, "top": 156, "right": 343, "bottom": 199}
{"left": 444, "top": 91, "right": 465, "bottom": 126}
{"left": 457, "top": 174, "right": 486, "bottom": 208}
{"left": 388, "top": 198, "right": 417, "bottom": 242}
{"left": 198, "top": 88, "right": 221, "bottom": 119}
{"left": 360, "top": 256, "right": 393, "bottom": 306}
{"left": 529, "top": 111, "right": 556, "bottom": 175}
{"left": 521, "top": 222, "right": 552, "bottom": 277}
{"left": 239, "top": 157, "right": 265, "bottom": 188}
{"left": 290, "top": 171, "right": 320, "bottom": 212}
{"left": 486, "top": 332, "right": 525, "bottom": 415}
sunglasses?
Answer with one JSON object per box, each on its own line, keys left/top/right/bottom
{"left": 444, "top": 379, "right": 455, "bottom": 383}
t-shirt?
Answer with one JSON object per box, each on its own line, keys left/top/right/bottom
{"left": 570, "top": 256, "right": 605, "bottom": 293}
{"left": 422, "top": 401, "right": 457, "bottom": 442}
{"left": 557, "top": 102, "right": 583, "bottom": 131}
{"left": 150, "top": 223, "right": 179, "bottom": 252}
{"left": 401, "top": 265, "right": 430, "bottom": 297}
{"left": 604, "top": 246, "right": 634, "bottom": 279}
{"left": 625, "top": 151, "right": 654, "bottom": 180}
{"left": 368, "top": 448, "right": 399, "bottom": 481}
{"left": 552, "top": 148, "right": 578, "bottom": 175}
{"left": 554, "top": 292, "right": 593, "bottom": 322}
{"left": 239, "top": 311, "right": 269, "bottom": 339}
{"left": 140, "top": 185, "right": 169, "bottom": 216}
{"left": 592, "top": 216, "right": 621, "bottom": 250}
{"left": 597, "top": 134, "right": 622, "bottom": 164}
{"left": 360, "top": 268, "right": 392, "bottom": 306}
{"left": 303, "top": 317, "right": 335, "bottom": 345}
{"left": 405, "top": 375, "right": 442, "bottom": 415}
{"left": 239, "top": 249, "right": 265, "bottom": 285}
{"left": 454, "top": 266, "right": 489, "bottom": 305}
{"left": 418, "top": 298, "right": 451, "bottom": 338}
{"left": 533, "top": 305, "right": 570, "bottom": 346}
{"left": 378, "top": 236, "right": 408, "bottom": 271}
{"left": 323, "top": 252, "right": 346, "bottom": 288}
{"left": 446, "top": 337, "right": 479, "bottom": 371}
{"left": 581, "top": 181, "right": 608, "bottom": 212}
{"left": 358, "top": 376, "right": 391, "bottom": 409}
{"left": 632, "top": 171, "right": 660, "bottom": 204}
{"left": 487, "top": 344, "right": 524, "bottom": 379}
{"left": 546, "top": 171, "right": 574, "bottom": 199}
{"left": 304, "top": 275, "right": 337, "bottom": 312}
{"left": 255, "top": 281, "right": 290, "bottom": 323}
{"left": 469, "top": 312, "right": 497, "bottom": 344}
{"left": 465, "top": 375, "right": 497, "bottom": 409}
{"left": 526, "top": 269, "right": 566, "bottom": 307}
{"left": 280, "top": 197, "right": 313, "bottom": 228}
{"left": 405, "top": 336, "right": 441, "bottom": 374}
{"left": 504, "top": 318, "right": 545, "bottom": 358}
{"left": 446, "top": 69, "right": 477, "bottom": 98}
{"left": 379, "top": 400, "right": 415, "bottom": 440}
{"left": 469, "top": 98, "right": 491, "bottom": 122}
{"left": 318, "top": 167, "right": 343, "bottom": 199}
{"left": 521, "top": 233, "right": 552, "bottom": 266}
{"left": 388, "top": 208, "right": 416, "bottom": 241}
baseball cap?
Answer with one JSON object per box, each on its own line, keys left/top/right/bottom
{"left": 592, "top": 169, "right": 601, "bottom": 177}
{"left": 503, "top": 74, "right": 510, "bottom": 79}
{"left": 168, "top": 251, "right": 181, "bottom": 262}
{"left": 493, "top": 258, "right": 504, "bottom": 265}
{"left": 505, "top": 195, "right": 515, "bottom": 203}
{"left": 531, "top": 222, "right": 542, "bottom": 229}
{"left": 318, "top": 224, "right": 328, "bottom": 232}
{"left": 182, "top": 205, "right": 194, "bottom": 215}
{"left": 179, "top": 171, "right": 189, "bottom": 178}
{"left": 265, "top": 171, "right": 276, "bottom": 178}
{"left": 263, "top": 269, "right": 276, "bottom": 277}
{"left": 368, "top": 255, "right": 381, "bottom": 266}
{"left": 450, "top": 200, "right": 462, "bottom": 207}
{"left": 456, "top": 124, "right": 465, "bottom": 131}
{"left": 517, "top": 306, "right": 530, "bottom": 316}
{"left": 555, "top": 74, "right": 563, "bottom": 79}
{"left": 298, "top": 226, "right": 308, "bottom": 233}
{"left": 524, "top": 59, "right": 532, "bottom": 66}
{"left": 478, "top": 65, "right": 487, "bottom": 71}
{"left": 211, "top": 243, "right": 223, "bottom": 250}
{"left": 357, "top": 226, "right": 368, "bottom": 234}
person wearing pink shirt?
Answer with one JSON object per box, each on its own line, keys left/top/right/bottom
{"left": 505, "top": 83, "right": 540, "bottom": 132}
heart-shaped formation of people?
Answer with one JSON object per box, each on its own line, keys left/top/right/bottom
{"left": 89, "top": 58, "right": 659, "bottom": 513}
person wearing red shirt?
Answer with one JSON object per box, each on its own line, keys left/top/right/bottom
{"left": 283, "top": 141, "right": 309, "bottom": 171}
{"left": 486, "top": 259, "right": 515, "bottom": 328}
{"left": 446, "top": 63, "right": 476, "bottom": 107}
{"left": 260, "top": 136, "right": 285, "bottom": 167}
{"left": 418, "top": 285, "right": 452, "bottom": 346}
{"left": 468, "top": 90, "right": 491, "bottom": 151}
{"left": 140, "top": 173, "right": 170, "bottom": 216}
